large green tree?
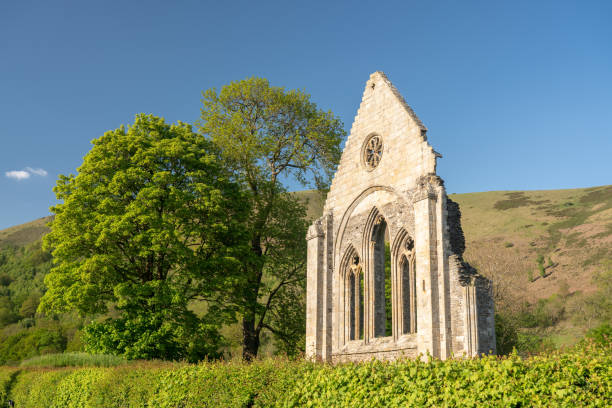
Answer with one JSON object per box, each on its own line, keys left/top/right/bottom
{"left": 199, "top": 78, "right": 344, "bottom": 359}
{"left": 40, "top": 114, "right": 249, "bottom": 361}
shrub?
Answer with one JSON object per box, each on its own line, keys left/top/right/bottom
{"left": 539, "top": 263, "right": 546, "bottom": 278}
{"left": 517, "top": 297, "right": 565, "bottom": 329}
{"left": 83, "top": 313, "right": 224, "bottom": 362}
{"left": 536, "top": 255, "right": 546, "bottom": 278}
{"left": 18, "top": 294, "right": 40, "bottom": 318}
{"left": 494, "top": 313, "right": 518, "bottom": 355}
{"left": 584, "top": 323, "right": 612, "bottom": 347}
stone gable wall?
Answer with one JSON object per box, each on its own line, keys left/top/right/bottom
{"left": 306, "top": 72, "right": 496, "bottom": 362}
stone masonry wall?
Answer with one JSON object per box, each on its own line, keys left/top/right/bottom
{"left": 306, "top": 71, "right": 496, "bottom": 362}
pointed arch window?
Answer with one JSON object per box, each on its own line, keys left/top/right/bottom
{"left": 400, "top": 237, "right": 417, "bottom": 334}
{"left": 348, "top": 256, "right": 364, "bottom": 340}
{"left": 371, "top": 215, "right": 392, "bottom": 338}
{"left": 342, "top": 246, "right": 364, "bottom": 342}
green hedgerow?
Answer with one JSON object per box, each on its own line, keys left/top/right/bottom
{"left": 2, "top": 343, "right": 610, "bottom": 407}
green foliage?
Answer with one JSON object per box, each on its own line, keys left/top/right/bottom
{"left": 265, "top": 283, "right": 306, "bottom": 357}
{"left": 582, "top": 263, "right": 612, "bottom": 323}
{"left": 41, "top": 114, "right": 250, "bottom": 361}
{"left": 0, "top": 326, "right": 66, "bottom": 364}
{"left": 527, "top": 269, "right": 534, "bottom": 282}
{"left": 286, "top": 347, "right": 611, "bottom": 407}
{"left": 199, "top": 77, "right": 344, "bottom": 191}
{"left": 199, "top": 77, "right": 345, "bottom": 359}
{"left": 9, "top": 369, "right": 75, "bottom": 407}
{"left": 584, "top": 323, "right": 612, "bottom": 347}
{"left": 567, "top": 261, "right": 612, "bottom": 329}
{"left": 0, "top": 367, "right": 19, "bottom": 406}
{"left": 19, "top": 352, "right": 126, "bottom": 368}
{"left": 494, "top": 313, "right": 518, "bottom": 355}
{"left": 3, "top": 343, "right": 610, "bottom": 407}
{"left": 19, "top": 293, "right": 40, "bottom": 318}
{"left": 536, "top": 254, "right": 546, "bottom": 278}
{"left": 516, "top": 331, "right": 555, "bottom": 355}
{"left": 83, "top": 311, "right": 223, "bottom": 362}
{"left": 0, "top": 242, "right": 52, "bottom": 324}
{"left": 539, "top": 264, "right": 546, "bottom": 278}
{"left": 0, "top": 306, "right": 18, "bottom": 327}
{"left": 0, "top": 274, "right": 12, "bottom": 286}
{"left": 517, "top": 297, "right": 565, "bottom": 329}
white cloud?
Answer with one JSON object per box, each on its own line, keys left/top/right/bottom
{"left": 5, "top": 167, "right": 48, "bottom": 181}
{"left": 25, "top": 167, "right": 48, "bottom": 177}
{"left": 5, "top": 170, "right": 31, "bottom": 180}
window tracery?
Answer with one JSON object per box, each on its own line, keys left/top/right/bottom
{"left": 363, "top": 135, "right": 383, "bottom": 170}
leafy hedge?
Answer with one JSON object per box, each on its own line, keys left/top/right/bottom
{"left": 1, "top": 344, "right": 610, "bottom": 407}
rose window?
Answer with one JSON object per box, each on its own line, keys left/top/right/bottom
{"left": 363, "top": 135, "right": 383, "bottom": 170}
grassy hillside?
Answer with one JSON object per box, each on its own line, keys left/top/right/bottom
{"left": 0, "top": 185, "right": 609, "bottom": 359}
{"left": 452, "top": 185, "right": 612, "bottom": 348}
{"left": 454, "top": 185, "right": 611, "bottom": 300}
{"left": 0, "top": 216, "right": 51, "bottom": 248}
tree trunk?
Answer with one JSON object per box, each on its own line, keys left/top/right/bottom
{"left": 242, "top": 233, "right": 263, "bottom": 361}
{"left": 242, "top": 315, "right": 260, "bottom": 361}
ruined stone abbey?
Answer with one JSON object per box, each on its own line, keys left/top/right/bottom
{"left": 306, "top": 72, "right": 496, "bottom": 362}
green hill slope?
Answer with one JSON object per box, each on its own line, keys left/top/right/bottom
{"left": 455, "top": 185, "right": 612, "bottom": 298}
{"left": 0, "top": 216, "right": 52, "bottom": 248}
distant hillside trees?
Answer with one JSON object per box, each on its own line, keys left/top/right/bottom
{"left": 40, "top": 114, "right": 250, "bottom": 361}
{"left": 199, "top": 77, "right": 345, "bottom": 360}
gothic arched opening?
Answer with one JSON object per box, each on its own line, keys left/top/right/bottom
{"left": 399, "top": 236, "right": 417, "bottom": 335}
{"left": 372, "top": 216, "right": 392, "bottom": 337}
{"left": 348, "top": 255, "right": 364, "bottom": 341}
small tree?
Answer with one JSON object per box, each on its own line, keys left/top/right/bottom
{"left": 40, "top": 114, "right": 249, "bottom": 361}
{"left": 537, "top": 255, "right": 546, "bottom": 278}
{"left": 527, "top": 269, "right": 534, "bottom": 282}
{"left": 495, "top": 313, "right": 518, "bottom": 355}
{"left": 19, "top": 293, "right": 40, "bottom": 318}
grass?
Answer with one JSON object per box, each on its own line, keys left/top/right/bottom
{"left": 19, "top": 352, "right": 127, "bottom": 368}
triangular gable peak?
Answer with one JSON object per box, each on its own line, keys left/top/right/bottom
{"left": 324, "top": 71, "right": 439, "bottom": 215}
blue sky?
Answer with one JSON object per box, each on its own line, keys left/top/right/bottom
{"left": 1, "top": 0, "right": 611, "bottom": 230}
